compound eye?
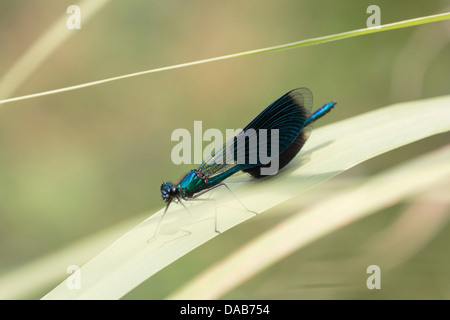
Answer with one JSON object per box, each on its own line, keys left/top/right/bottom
{"left": 171, "top": 187, "right": 177, "bottom": 193}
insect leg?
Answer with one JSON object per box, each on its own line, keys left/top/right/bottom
{"left": 192, "top": 183, "right": 258, "bottom": 233}
{"left": 148, "top": 199, "right": 172, "bottom": 242}
{"left": 193, "top": 183, "right": 256, "bottom": 214}
{"left": 148, "top": 196, "right": 193, "bottom": 243}
{"left": 184, "top": 197, "right": 219, "bottom": 233}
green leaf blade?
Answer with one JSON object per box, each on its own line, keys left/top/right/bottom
{"left": 42, "top": 95, "right": 450, "bottom": 299}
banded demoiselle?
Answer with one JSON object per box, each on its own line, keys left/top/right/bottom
{"left": 159, "top": 88, "right": 336, "bottom": 232}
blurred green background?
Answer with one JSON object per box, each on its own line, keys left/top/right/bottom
{"left": 0, "top": 1, "right": 449, "bottom": 299}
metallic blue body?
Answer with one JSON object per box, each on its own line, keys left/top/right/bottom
{"left": 160, "top": 88, "right": 337, "bottom": 210}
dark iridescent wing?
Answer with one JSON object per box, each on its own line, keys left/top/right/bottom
{"left": 242, "top": 88, "right": 314, "bottom": 178}
{"left": 198, "top": 88, "right": 314, "bottom": 179}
